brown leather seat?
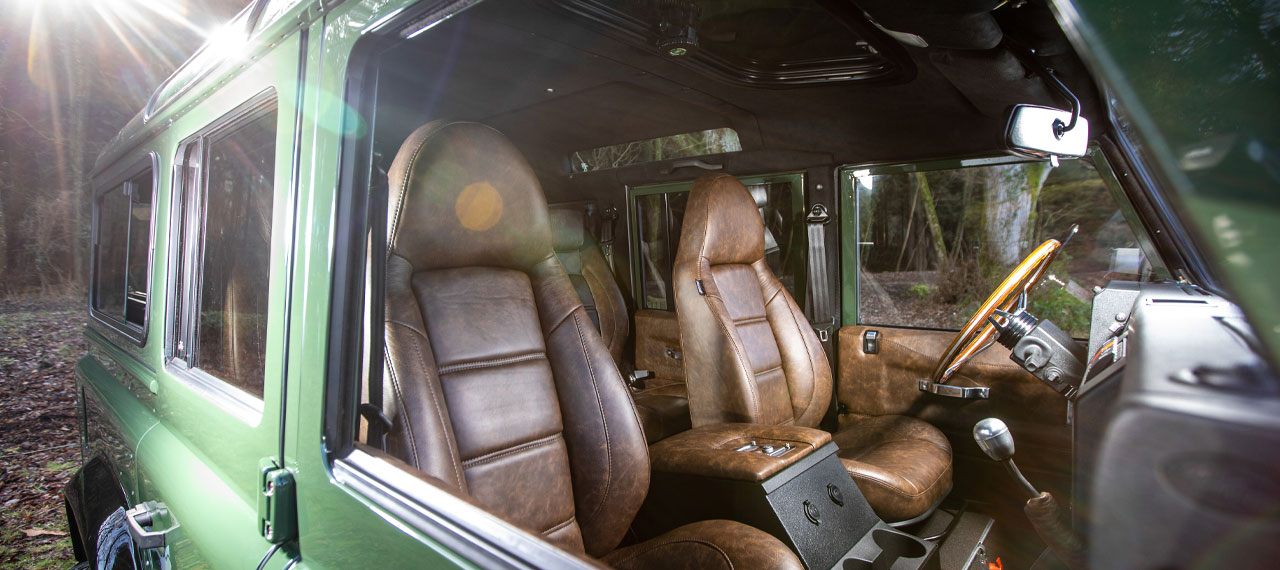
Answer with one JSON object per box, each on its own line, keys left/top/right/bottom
{"left": 549, "top": 207, "right": 629, "bottom": 362}
{"left": 383, "top": 122, "right": 802, "bottom": 569}
{"left": 549, "top": 207, "right": 692, "bottom": 444}
{"left": 672, "top": 173, "right": 953, "bottom": 524}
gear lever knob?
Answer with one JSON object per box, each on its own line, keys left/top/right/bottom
{"left": 973, "top": 417, "right": 1016, "bottom": 461}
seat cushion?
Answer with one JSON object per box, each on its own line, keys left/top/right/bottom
{"left": 632, "top": 378, "right": 691, "bottom": 444}
{"left": 833, "top": 414, "right": 953, "bottom": 523}
{"left": 602, "top": 519, "right": 803, "bottom": 570}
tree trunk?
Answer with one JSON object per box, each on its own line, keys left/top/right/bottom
{"left": 915, "top": 172, "right": 948, "bottom": 267}
{"left": 981, "top": 163, "right": 1051, "bottom": 266}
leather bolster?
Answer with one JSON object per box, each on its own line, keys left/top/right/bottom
{"left": 648, "top": 423, "right": 832, "bottom": 482}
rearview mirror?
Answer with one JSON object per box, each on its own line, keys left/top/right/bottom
{"left": 1005, "top": 104, "right": 1089, "bottom": 160}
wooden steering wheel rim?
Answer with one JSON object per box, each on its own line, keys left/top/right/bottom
{"left": 931, "top": 238, "right": 1064, "bottom": 383}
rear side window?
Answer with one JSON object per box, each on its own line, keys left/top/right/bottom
{"left": 92, "top": 163, "right": 155, "bottom": 338}
{"left": 170, "top": 99, "right": 278, "bottom": 400}
{"left": 573, "top": 128, "right": 741, "bottom": 173}
{"left": 631, "top": 174, "right": 806, "bottom": 310}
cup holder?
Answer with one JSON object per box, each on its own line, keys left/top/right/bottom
{"left": 873, "top": 529, "right": 926, "bottom": 559}
{"left": 842, "top": 529, "right": 928, "bottom": 570}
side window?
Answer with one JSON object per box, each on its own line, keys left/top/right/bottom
{"left": 632, "top": 175, "right": 807, "bottom": 310}
{"left": 170, "top": 102, "right": 278, "bottom": 400}
{"left": 92, "top": 164, "right": 154, "bottom": 336}
{"left": 849, "top": 158, "right": 1166, "bottom": 338}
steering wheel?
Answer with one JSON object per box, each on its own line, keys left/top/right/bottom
{"left": 931, "top": 237, "right": 1066, "bottom": 384}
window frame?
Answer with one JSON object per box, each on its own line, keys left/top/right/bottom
{"left": 839, "top": 151, "right": 1167, "bottom": 331}
{"left": 89, "top": 153, "right": 159, "bottom": 346}
{"left": 165, "top": 89, "right": 280, "bottom": 421}
{"left": 625, "top": 172, "right": 807, "bottom": 311}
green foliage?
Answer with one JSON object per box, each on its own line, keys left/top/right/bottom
{"left": 908, "top": 284, "right": 933, "bottom": 298}
{"left": 1029, "top": 286, "right": 1092, "bottom": 338}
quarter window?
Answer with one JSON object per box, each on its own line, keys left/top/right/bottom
{"left": 92, "top": 166, "right": 154, "bottom": 335}
{"left": 170, "top": 102, "right": 278, "bottom": 400}
{"left": 848, "top": 158, "right": 1166, "bottom": 337}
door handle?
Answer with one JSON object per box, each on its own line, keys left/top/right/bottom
{"left": 125, "top": 501, "right": 174, "bottom": 551}
{"left": 918, "top": 379, "right": 990, "bottom": 399}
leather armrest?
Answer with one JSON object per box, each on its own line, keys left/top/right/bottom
{"left": 648, "top": 423, "right": 832, "bottom": 482}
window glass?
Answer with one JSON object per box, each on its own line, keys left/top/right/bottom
{"left": 854, "top": 159, "right": 1164, "bottom": 337}
{"left": 195, "top": 110, "right": 277, "bottom": 398}
{"left": 573, "top": 128, "right": 741, "bottom": 173}
{"left": 633, "top": 177, "right": 805, "bottom": 310}
{"left": 93, "top": 169, "right": 153, "bottom": 330}
{"left": 94, "top": 189, "right": 130, "bottom": 321}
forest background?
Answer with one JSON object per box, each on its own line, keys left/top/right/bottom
{"left": 0, "top": 0, "right": 249, "bottom": 298}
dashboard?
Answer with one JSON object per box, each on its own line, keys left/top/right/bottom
{"left": 1071, "top": 282, "right": 1280, "bottom": 569}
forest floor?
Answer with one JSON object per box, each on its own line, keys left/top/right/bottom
{"left": 0, "top": 298, "right": 83, "bottom": 569}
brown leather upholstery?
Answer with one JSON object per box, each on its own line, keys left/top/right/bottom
{"left": 384, "top": 121, "right": 800, "bottom": 567}
{"left": 603, "top": 520, "right": 805, "bottom": 570}
{"left": 549, "top": 206, "right": 629, "bottom": 363}
{"left": 648, "top": 423, "right": 833, "bottom": 482}
{"left": 549, "top": 209, "right": 691, "bottom": 444}
{"left": 672, "top": 173, "right": 952, "bottom": 523}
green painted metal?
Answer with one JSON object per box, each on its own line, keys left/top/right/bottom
{"left": 1053, "top": 0, "right": 1280, "bottom": 365}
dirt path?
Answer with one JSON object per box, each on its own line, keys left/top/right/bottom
{"left": 0, "top": 299, "right": 83, "bottom": 569}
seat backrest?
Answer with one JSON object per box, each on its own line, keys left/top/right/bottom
{"left": 549, "top": 206, "right": 629, "bottom": 364}
{"left": 672, "top": 174, "right": 832, "bottom": 428}
{"left": 383, "top": 121, "right": 648, "bottom": 557}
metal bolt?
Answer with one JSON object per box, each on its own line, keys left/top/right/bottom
{"left": 1114, "top": 312, "right": 1127, "bottom": 322}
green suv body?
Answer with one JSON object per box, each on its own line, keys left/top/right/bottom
{"left": 65, "top": 1, "right": 1278, "bottom": 569}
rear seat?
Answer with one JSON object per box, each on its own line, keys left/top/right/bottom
{"left": 549, "top": 206, "right": 691, "bottom": 444}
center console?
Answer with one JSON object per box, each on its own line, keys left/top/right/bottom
{"left": 635, "top": 424, "right": 938, "bottom": 570}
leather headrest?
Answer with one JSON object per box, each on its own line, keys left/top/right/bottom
{"left": 685, "top": 174, "right": 764, "bottom": 265}
{"left": 387, "top": 121, "right": 553, "bottom": 271}
{"left": 549, "top": 207, "right": 585, "bottom": 253}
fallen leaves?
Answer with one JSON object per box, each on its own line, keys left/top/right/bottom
{"left": 0, "top": 299, "right": 82, "bottom": 568}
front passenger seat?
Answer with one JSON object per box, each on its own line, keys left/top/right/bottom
{"left": 383, "top": 122, "right": 803, "bottom": 569}
{"left": 673, "top": 173, "right": 953, "bottom": 524}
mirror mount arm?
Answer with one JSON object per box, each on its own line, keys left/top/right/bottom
{"left": 1003, "top": 39, "right": 1081, "bottom": 138}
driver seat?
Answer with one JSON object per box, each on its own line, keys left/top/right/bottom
{"left": 383, "top": 122, "right": 803, "bottom": 568}
{"left": 673, "top": 174, "right": 953, "bottom": 524}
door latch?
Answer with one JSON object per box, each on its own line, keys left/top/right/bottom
{"left": 259, "top": 458, "right": 298, "bottom": 544}
{"left": 125, "top": 501, "right": 173, "bottom": 551}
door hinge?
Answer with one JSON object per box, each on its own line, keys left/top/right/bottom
{"left": 258, "top": 458, "right": 297, "bottom": 544}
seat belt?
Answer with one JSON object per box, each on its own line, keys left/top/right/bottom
{"left": 806, "top": 203, "right": 836, "bottom": 344}
{"left": 598, "top": 206, "right": 619, "bottom": 270}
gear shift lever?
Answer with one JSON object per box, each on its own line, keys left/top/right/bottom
{"left": 973, "top": 418, "right": 1038, "bottom": 499}
{"left": 973, "top": 418, "right": 1086, "bottom": 569}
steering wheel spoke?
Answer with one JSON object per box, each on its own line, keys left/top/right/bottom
{"left": 931, "top": 238, "right": 1066, "bottom": 384}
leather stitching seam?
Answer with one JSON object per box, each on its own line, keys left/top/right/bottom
{"left": 382, "top": 343, "right": 420, "bottom": 469}
{"left": 438, "top": 352, "right": 546, "bottom": 375}
{"left": 391, "top": 320, "right": 466, "bottom": 489}
{"left": 541, "top": 515, "right": 577, "bottom": 537}
{"left": 609, "top": 538, "right": 732, "bottom": 569}
{"left": 570, "top": 310, "right": 614, "bottom": 525}
{"left": 462, "top": 433, "right": 562, "bottom": 468}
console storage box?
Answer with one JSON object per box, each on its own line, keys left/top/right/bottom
{"left": 636, "top": 424, "right": 937, "bottom": 570}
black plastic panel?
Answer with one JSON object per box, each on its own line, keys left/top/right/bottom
{"left": 1076, "top": 283, "right": 1280, "bottom": 569}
